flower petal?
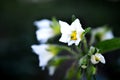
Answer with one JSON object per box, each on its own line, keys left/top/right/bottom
{"left": 34, "top": 19, "right": 51, "bottom": 29}
{"left": 31, "top": 44, "right": 54, "bottom": 69}
{"left": 91, "top": 55, "right": 99, "bottom": 64}
{"left": 75, "top": 39, "right": 80, "bottom": 46}
{"left": 36, "top": 28, "right": 54, "bottom": 43}
{"left": 71, "top": 19, "right": 84, "bottom": 32}
{"left": 95, "top": 53, "right": 105, "bottom": 64}
{"left": 102, "top": 30, "right": 114, "bottom": 41}
{"left": 59, "top": 20, "right": 71, "bottom": 34}
{"left": 48, "top": 66, "right": 56, "bottom": 76}
{"left": 31, "top": 44, "right": 47, "bottom": 55}
{"left": 68, "top": 40, "right": 76, "bottom": 46}
{"left": 59, "top": 34, "right": 70, "bottom": 43}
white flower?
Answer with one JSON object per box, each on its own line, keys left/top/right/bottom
{"left": 34, "top": 19, "right": 52, "bottom": 29}
{"left": 101, "top": 30, "right": 114, "bottom": 41}
{"left": 31, "top": 44, "right": 54, "bottom": 70}
{"left": 34, "top": 19, "right": 55, "bottom": 43}
{"left": 59, "top": 19, "right": 85, "bottom": 46}
{"left": 91, "top": 53, "right": 105, "bottom": 64}
{"left": 36, "top": 28, "right": 54, "bottom": 43}
{"left": 48, "top": 66, "right": 56, "bottom": 76}
{"left": 91, "top": 27, "right": 114, "bottom": 42}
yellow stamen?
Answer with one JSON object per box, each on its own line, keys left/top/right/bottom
{"left": 95, "top": 56, "right": 100, "bottom": 61}
{"left": 71, "top": 31, "right": 77, "bottom": 40}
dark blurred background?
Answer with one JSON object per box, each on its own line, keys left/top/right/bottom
{"left": 0, "top": 0, "right": 120, "bottom": 80}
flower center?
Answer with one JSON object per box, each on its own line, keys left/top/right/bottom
{"left": 95, "top": 56, "right": 100, "bottom": 61}
{"left": 71, "top": 31, "right": 77, "bottom": 40}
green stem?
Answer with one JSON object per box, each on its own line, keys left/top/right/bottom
{"left": 83, "top": 37, "right": 88, "bottom": 53}
{"left": 59, "top": 45, "right": 78, "bottom": 57}
{"left": 89, "top": 35, "right": 94, "bottom": 46}
{"left": 76, "top": 44, "right": 82, "bottom": 53}
{"left": 56, "top": 56, "right": 77, "bottom": 60}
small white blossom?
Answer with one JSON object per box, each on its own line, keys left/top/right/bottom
{"left": 48, "top": 66, "right": 56, "bottom": 76}
{"left": 81, "top": 65, "right": 87, "bottom": 69}
{"left": 31, "top": 44, "right": 54, "bottom": 70}
{"left": 34, "top": 19, "right": 52, "bottom": 29}
{"left": 91, "top": 53, "right": 105, "bottom": 64}
{"left": 91, "top": 27, "right": 114, "bottom": 42}
{"left": 34, "top": 19, "right": 55, "bottom": 43}
{"left": 36, "top": 28, "right": 54, "bottom": 43}
{"left": 59, "top": 19, "right": 85, "bottom": 46}
{"left": 101, "top": 30, "right": 114, "bottom": 41}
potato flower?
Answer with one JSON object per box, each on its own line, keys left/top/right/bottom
{"left": 59, "top": 19, "right": 85, "bottom": 46}
{"left": 34, "top": 19, "right": 55, "bottom": 43}
{"left": 31, "top": 44, "right": 55, "bottom": 70}
{"left": 91, "top": 53, "right": 105, "bottom": 64}
{"left": 91, "top": 27, "right": 114, "bottom": 42}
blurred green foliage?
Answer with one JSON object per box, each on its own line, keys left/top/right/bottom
{"left": 96, "top": 38, "right": 120, "bottom": 53}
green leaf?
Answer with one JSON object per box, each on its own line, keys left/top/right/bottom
{"left": 65, "top": 65, "right": 75, "bottom": 80}
{"left": 50, "top": 17, "right": 60, "bottom": 34}
{"left": 49, "top": 56, "right": 71, "bottom": 67}
{"left": 83, "top": 27, "right": 91, "bottom": 36}
{"left": 95, "top": 38, "right": 120, "bottom": 53}
{"left": 86, "top": 64, "right": 96, "bottom": 80}
{"left": 65, "top": 64, "right": 82, "bottom": 80}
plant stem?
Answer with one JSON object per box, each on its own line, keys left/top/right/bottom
{"left": 60, "top": 45, "right": 78, "bottom": 57}
{"left": 76, "top": 44, "right": 82, "bottom": 53}
{"left": 83, "top": 37, "right": 88, "bottom": 53}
